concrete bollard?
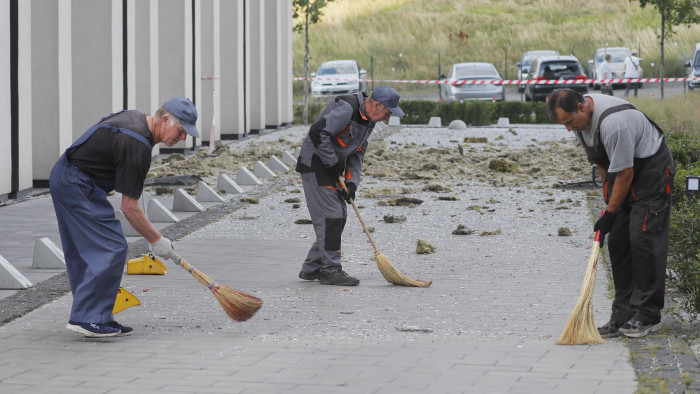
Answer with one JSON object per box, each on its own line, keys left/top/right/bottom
{"left": 196, "top": 181, "right": 225, "bottom": 203}
{"left": 148, "top": 198, "right": 179, "bottom": 223}
{"left": 281, "top": 151, "right": 297, "bottom": 165}
{"left": 217, "top": 174, "right": 244, "bottom": 194}
{"left": 172, "top": 189, "right": 205, "bottom": 212}
{"left": 32, "top": 237, "right": 66, "bottom": 269}
{"left": 254, "top": 161, "right": 276, "bottom": 179}
{"left": 237, "top": 167, "right": 263, "bottom": 186}
{"left": 269, "top": 156, "right": 289, "bottom": 172}
{"left": 0, "top": 255, "right": 32, "bottom": 289}
{"left": 428, "top": 117, "right": 442, "bottom": 127}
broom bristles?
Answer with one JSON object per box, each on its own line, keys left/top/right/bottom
{"left": 375, "top": 251, "right": 432, "bottom": 287}
{"left": 556, "top": 241, "right": 604, "bottom": 345}
{"left": 177, "top": 258, "right": 263, "bottom": 322}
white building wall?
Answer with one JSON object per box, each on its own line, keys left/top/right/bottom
{"left": 0, "top": 0, "right": 11, "bottom": 198}
{"left": 219, "top": 0, "right": 245, "bottom": 139}
{"left": 71, "top": 0, "right": 123, "bottom": 138}
{"left": 248, "top": 0, "right": 265, "bottom": 133}
{"left": 17, "top": 0, "right": 32, "bottom": 196}
{"left": 264, "top": 0, "right": 282, "bottom": 128}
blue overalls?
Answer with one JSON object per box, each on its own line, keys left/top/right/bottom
{"left": 49, "top": 111, "right": 152, "bottom": 324}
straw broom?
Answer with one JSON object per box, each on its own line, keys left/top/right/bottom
{"left": 339, "top": 179, "right": 431, "bottom": 287}
{"left": 556, "top": 211, "right": 606, "bottom": 345}
{"left": 175, "top": 256, "right": 262, "bottom": 322}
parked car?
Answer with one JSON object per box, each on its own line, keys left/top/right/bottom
{"left": 587, "top": 47, "right": 642, "bottom": 89}
{"left": 524, "top": 55, "right": 588, "bottom": 101}
{"left": 516, "top": 50, "right": 559, "bottom": 92}
{"left": 439, "top": 62, "right": 505, "bottom": 101}
{"left": 310, "top": 60, "right": 367, "bottom": 98}
{"left": 685, "top": 43, "right": 700, "bottom": 90}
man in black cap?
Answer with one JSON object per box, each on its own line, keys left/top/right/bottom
{"left": 50, "top": 97, "right": 199, "bottom": 337}
{"left": 296, "top": 86, "right": 404, "bottom": 286}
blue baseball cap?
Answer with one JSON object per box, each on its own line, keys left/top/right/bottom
{"left": 163, "top": 97, "right": 199, "bottom": 138}
{"left": 371, "top": 86, "right": 404, "bottom": 117}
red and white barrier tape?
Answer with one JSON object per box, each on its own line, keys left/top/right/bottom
{"left": 293, "top": 76, "right": 694, "bottom": 85}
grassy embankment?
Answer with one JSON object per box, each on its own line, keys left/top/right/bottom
{"left": 293, "top": 0, "right": 700, "bottom": 100}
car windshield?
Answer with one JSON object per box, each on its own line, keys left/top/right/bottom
{"left": 695, "top": 51, "right": 700, "bottom": 67}
{"left": 539, "top": 61, "right": 581, "bottom": 79}
{"left": 455, "top": 65, "right": 498, "bottom": 78}
{"left": 318, "top": 62, "right": 357, "bottom": 75}
{"left": 595, "top": 49, "right": 630, "bottom": 63}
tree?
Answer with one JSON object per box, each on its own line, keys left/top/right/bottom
{"left": 293, "top": 0, "right": 334, "bottom": 124}
{"left": 634, "top": 0, "right": 700, "bottom": 98}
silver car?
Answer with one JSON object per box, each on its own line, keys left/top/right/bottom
{"left": 310, "top": 60, "right": 367, "bottom": 98}
{"left": 439, "top": 62, "right": 505, "bottom": 101}
{"left": 587, "top": 47, "right": 642, "bottom": 89}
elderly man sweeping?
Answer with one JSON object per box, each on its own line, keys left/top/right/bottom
{"left": 295, "top": 86, "right": 404, "bottom": 286}
{"left": 50, "top": 97, "right": 198, "bottom": 337}
{"left": 547, "top": 88, "right": 675, "bottom": 338}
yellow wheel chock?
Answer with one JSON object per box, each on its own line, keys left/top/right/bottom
{"left": 126, "top": 253, "right": 168, "bottom": 275}
{"left": 113, "top": 287, "right": 141, "bottom": 314}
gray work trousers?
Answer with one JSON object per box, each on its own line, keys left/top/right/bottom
{"left": 300, "top": 172, "right": 347, "bottom": 274}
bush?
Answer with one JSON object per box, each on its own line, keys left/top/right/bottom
{"left": 293, "top": 102, "right": 324, "bottom": 125}
{"left": 293, "top": 100, "right": 555, "bottom": 126}
{"left": 668, "top": 200, "right": 700, "bottom": 312}
{"left": 400, "top": 100, "right": 437, "bottom": 124}
{"left": 667, "top": 132, "right": 700, "bottom": 167}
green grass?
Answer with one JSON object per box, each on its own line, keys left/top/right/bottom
{"left": 293, "top": 0, "right": 700, "bottom": 96}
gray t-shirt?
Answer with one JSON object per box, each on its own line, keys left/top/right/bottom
{"left": 580, "top": 94, "right": 663, "bottom": 173}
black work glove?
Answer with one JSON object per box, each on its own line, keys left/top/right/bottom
{"left": 327, "top": 160, "right": 346, "bottom": 179}
{"left": 594, "top": 210, "right": 617, "bottom": 246}
{"left": 339, "top": 182, "right": 357, "bottom": 203}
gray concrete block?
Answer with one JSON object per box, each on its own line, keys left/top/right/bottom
{"left": 428, "top": 117, "right": 442, "bottom": 127}
{"left": 217, "top": 174, "right": 244, "bottom": 194}
{"left": 196, "top": 181, "right": 225, "bottom": 203}
{"left": 237, "top": 167, "right": 263, "bottom": 186}
{"left": 374, "top": 121, "right": 388, "bottom": 132}
{"left": 32, "top": 237, "right": 66, "bottom": 269}
{"left": 115, "top": 210, "right": 141, "bottom": 237}
{"left": 448, "top": 120, "right": 467, "bottom": 129}
{"left": 147, "top": 198, "right": 179, "bottom": 223}
{"left": 388, "top": 116, "right": 400, "bottom": 127}
{"left": 172, "top": 189, "right": 206, "bottom": 212}
{"left": 281, "top": 151, "right": 297, "bottom": 165}
{"left": 269, "top": 156, "right": 289, "bottom": 172}
{"left": 0, "top": 255, "right": 32, "bottom": 289}
{"left": 254, "top": 161, "right": 276, "bottom": 179}
{"left": 497, "top": 117, "right": 510, "bottom": 126}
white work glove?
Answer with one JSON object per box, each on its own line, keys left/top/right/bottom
{"left": 150, "top": 235, "right": 177, "bottom": 262}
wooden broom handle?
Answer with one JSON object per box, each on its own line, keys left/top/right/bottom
{"left": 338, "top": 178, "right": 381, "bottom": 254}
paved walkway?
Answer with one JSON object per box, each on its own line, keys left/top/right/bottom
{"left": 0, "top": 126, "right": 641, "bottom": 393}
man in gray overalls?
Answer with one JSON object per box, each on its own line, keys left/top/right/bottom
{"left": 50, "top": 97, "right": 198, "bottom": 337}
{"left": 296, "top": 86, "right": 404, "bottom": 286}
{"left": 548, "top": 88, "right": 675, "bottom": 338}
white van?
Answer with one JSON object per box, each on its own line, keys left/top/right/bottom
{"left": 685, "top": 43, "right": 700, "bottom": 90}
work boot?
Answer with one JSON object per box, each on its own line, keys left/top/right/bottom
{"left": 618, "top": 318, "right": 662, "bottom": 338}
{"left": 298, "top": 270, "right": 320, "bottom": 281}
{"left": 597, "top": 320, "right": 622, "bottom": 338}
{"left": 319, "top": 270, "right": 359, "bottom": 286}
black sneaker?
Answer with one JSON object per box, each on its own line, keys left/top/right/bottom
{"left": 619, "top": 318, "right": 662, "bottom": 338}
{"left": 597, "top": 320, "right": 622, "bottom": 338}
{"left": 66, "top": 321, "right": 120, "bottom": 338}
{"left": 299, "top": 270, "right": 320, "bottom": 281}
{"left": 319, "top": 270, "right": 359, "bottom": 286}
{"left": 107, "top": 321, "right": 133, "bottom": 336}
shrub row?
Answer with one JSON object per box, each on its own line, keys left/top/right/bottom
{"left": 293, "top": 100, "right": 553, "bottom": 126}
{"left": 667, "top": 132, "right": 700, "bottom": 313}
